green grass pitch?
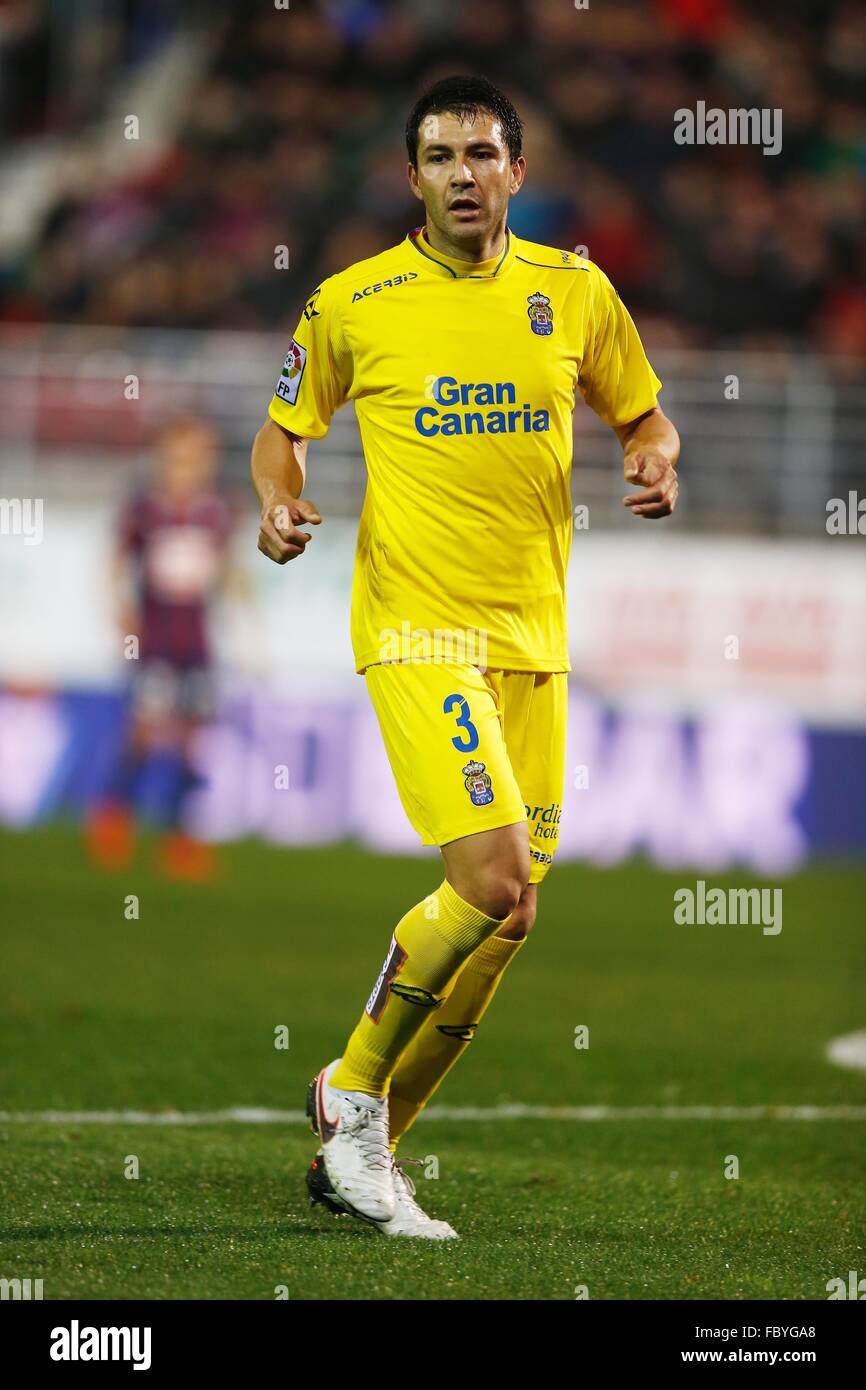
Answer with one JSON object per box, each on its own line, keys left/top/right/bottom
{"left": 1, "top": 826, "right": 864, "bottom": 1300}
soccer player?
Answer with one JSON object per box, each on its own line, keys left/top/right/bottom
{"left": 251, "top": 76, "right": 679, "bottom": 1237}
{"left": 87, "top": 415, "right": 234, "bottom": 880}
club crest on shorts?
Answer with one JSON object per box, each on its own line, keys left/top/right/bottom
{"left": 527, "top": 291, "right": 553, "bottom": 336}
{"left": 462, "top": 759, "right": 494, "bottom": 807}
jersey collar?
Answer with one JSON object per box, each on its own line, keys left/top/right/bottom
{"left": 407, "top": 225, "right": 516, "bottom": 280}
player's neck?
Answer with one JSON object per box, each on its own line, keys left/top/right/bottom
{"left": 421, "top": 220, "right": 506, "bottom": 266}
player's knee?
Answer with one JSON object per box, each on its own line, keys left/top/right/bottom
{"left": 474, "top": 860, "right": 530, "bottom": 921}
{"left": 446, "top": 828, "right": 531, "bottom": 920}
{"left": 496, "top": 891, "right": 537, "bottom": 940}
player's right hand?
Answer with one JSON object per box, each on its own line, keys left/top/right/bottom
{"left": 257, "top": 497, "right": 322, "bottom": 564}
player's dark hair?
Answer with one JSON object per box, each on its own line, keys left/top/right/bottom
{"left": 406, "top": 76, "right": 524, "bottom": 167}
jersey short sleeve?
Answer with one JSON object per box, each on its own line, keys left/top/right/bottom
{"left": 268, "top": 279, "right": 352, "bottom": 438}
{"left": 577, "top": 266, "right": 662, "bottom": 429}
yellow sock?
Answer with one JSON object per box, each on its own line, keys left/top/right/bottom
{"left": 329, "top": 880, "right": 505, "bottom": 1098}
{"left": 387, "top": 931, "right": 525, "bottom": 1149}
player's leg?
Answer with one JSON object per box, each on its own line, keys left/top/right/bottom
{"left": 308, "top": 819, "right": 530, "bottom": 1236}
{"left": 307, "top": 661, "right": 529, "bottom": 1224}
{"left": 329, "top": 666, "right": 530, "bottom": 1098}
{"left": 153, "top": 668, "right": 217, "bottom": 881}
{"left": 386, "top": 671, "right": 567, "bottom": 1152}
{"left": 386, "top": 881, "right": 536, "bottom": 1150}
{"left": 84, "top": 664, "right": 169, "bottom": 869}
{"left": 328, "top": 820, "right": 527, "bottom": 1097}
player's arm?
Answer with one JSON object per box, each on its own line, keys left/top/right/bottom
{"left": 251, "top": 419, "right": 321, "bottom": 564}
{"left": 252, "top": 278, "right": 350, "bottom": 564}
{"left": 615, "top": 405, "right": 680, "bottom": 519}
{"left": 577, "top": 264, "right": 680, "bottom": 521}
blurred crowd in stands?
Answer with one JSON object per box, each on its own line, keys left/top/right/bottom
{"left": 1, "top": 0, "right": 864, "bottom": 359}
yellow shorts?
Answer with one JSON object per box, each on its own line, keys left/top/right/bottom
{"left": 364, "top": 661, "right": 567, "bottom": 884}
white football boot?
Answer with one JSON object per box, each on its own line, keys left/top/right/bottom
{"left": 381, "top": 1157, "right": 460, "bottom": 1240}
{"left": 305, "top": 1059, "right": 395, "bottom": 1223}
{"left": 306, "top": 1149, "right": 459, "bottom": 1240}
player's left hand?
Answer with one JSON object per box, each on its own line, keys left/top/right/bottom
{"left": 622, "top": 450, "right": 678, "bottom": 519}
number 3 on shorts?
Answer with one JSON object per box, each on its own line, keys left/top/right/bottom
{"left": 443, "top": 692, "right": 479, "bottom": 753}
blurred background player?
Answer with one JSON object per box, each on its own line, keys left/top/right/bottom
{"left": 86, "top": 415, "right": 234, "bottom": 880}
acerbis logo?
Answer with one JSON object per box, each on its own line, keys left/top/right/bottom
{"left": 415, "top": 377, "right": 550, "bottom": 437}
{"left": 351, "top": 272, "right": 417, "bottom": 301}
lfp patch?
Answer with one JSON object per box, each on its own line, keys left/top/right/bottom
{"left": 462, "top": 760, "right": 494, "bottom": 807}
{"left": 275, "top": 339, "right": 307, "bottom": 404}
{"left": 527, "top": 291, "right": 553, "bottom": 336}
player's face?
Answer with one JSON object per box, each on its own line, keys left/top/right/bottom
{"left": 157, "top": 424, "right": 218, "bottom": 498}
{"left": 408, "top": 110, "right": 525, "bottom": 250}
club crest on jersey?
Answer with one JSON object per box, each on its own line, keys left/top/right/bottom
{"left": 462, "top": 760, "right": 494, "bottom": 807}
{"left": 527, "top": 291, "right": 553, "bottom": 336}
{"left": 275, "top": 338, "right": 307, "bottom": 404}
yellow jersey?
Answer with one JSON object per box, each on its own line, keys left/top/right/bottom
{"left": 268, "top": 226, "right": 662, "bottom": 674}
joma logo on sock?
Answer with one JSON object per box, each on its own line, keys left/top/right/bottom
{"left": 50, "top": 1321, "right": 152, "bottom": 1370}
{"left": 436, "top": 1023, "right": 478, "bottom": 1041}
{"left": 390, "top": 982, "right": 440, "bottom": 1007}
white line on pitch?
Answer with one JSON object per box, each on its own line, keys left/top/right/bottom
{"left": 826, "top": 1030, "right": 866, "bottom": 1073}
{"left": 1, "top": 1104, "right": 865, "bottom": 1126}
